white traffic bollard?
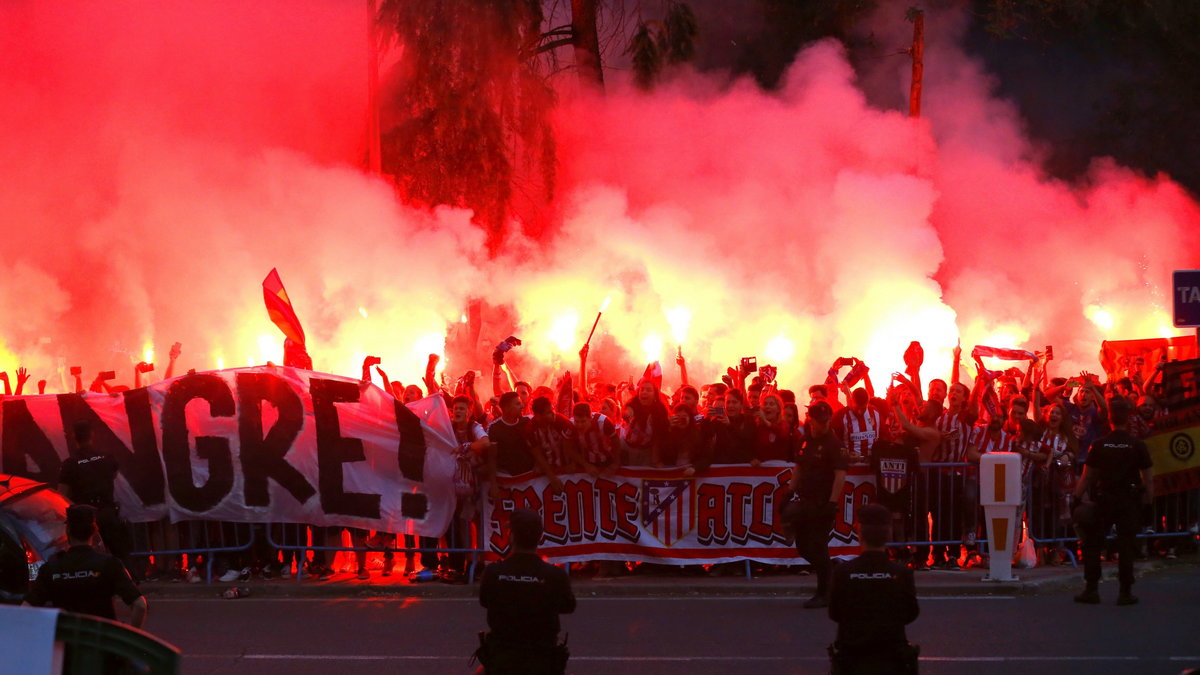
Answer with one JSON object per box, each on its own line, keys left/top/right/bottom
{"left": 978, "top": 452, "right": 1022, "bottom": 582}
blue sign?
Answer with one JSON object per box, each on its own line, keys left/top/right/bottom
{"left": 1175, "top": 270, "right": 1200, "bottom": 328}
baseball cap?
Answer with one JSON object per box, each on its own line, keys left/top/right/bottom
{"left": 807, "top": 400, "right": 833, "bottom": 422}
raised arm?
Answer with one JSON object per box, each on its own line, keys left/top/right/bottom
{"left": 1081, "top": 372, "right": 1108, "bottom": 416}
{"left": 163, "top": 342, "right": 182, "bottom": 380}
{"left": 14, "top": 367, "right": 30, "bottom": 395}
{"left": 374, "top": 366, "right": 392, "bottom": 396}
{"left": 676, "top": 347, "right": 689, "bottom": 387}
{"left": 950, "top": 340, "right": 962, "bottom": 387}
{"left": 422, "top": 354, "right": 441, "bottom": 395}
{"left": 361, "top": 355, "right": 380, "bottom": 383}
{"left": 578, "top": 343, "right": 590, "bottom": 398}
{"left": 133, "top": 361, "right": 153, "bottom": 389}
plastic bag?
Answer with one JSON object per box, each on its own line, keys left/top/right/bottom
{"left": 1016, "top": 536, "right": 1038, "bottom": 569}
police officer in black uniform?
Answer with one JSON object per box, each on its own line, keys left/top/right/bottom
{"left": 23, "top": 505, "right": 147, "bottom": 627}
{"left": 828, "top": 503, "right": 920, "bottom": 674}
{"left": 788, "top": 400, "right": 848, "bottom": 608}
{"left": 58, "top": 421, "right": 132, "bottom": 568}
{"left": 478, "top": 508, "right": 576, "bottom": 674}
{"left": 1072, "top": 397, "right": 1153, "bottom": 606}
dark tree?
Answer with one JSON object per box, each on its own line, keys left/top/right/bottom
{"left": 970, "top": 0, "right": 1200, "bottom": 195}
{"left": 377, "top": 0, "right": 557, "bottom": 250}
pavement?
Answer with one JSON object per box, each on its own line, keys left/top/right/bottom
{"left": 136, "top": 553, "right": 1195, "bottom": 600}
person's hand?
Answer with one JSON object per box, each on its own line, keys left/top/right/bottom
{"left": 364, "top": 355, "right": 381, "bottom": 368}
{"left": 169, "top": 342, "right": 182, "bottom": 360}
{"left": 579, "top": 343, "right": 589, "bottom": 359}
{"left": 750, "top": 458, "right": 761, "bottom": 467}
{"left": 463, "top": 370, "right": 475, "bottom": 386}
{"left": 0, "top": 372, "right": 9, "bottom": 384}
{"left": 16, "top": 367, "right": 30, "bottom": 386}
{"left": 675, "top": 351, "right": 685, "bottom": 367}
{"left": 37, "top": 379, "right": 47, "bottom": 394}
{"left": 135, "top": 361, "right": 154, "bottom": 374}
{"left": 953, "top": 340, "right": 962, "bottom": 361}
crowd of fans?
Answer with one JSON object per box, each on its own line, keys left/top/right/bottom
{"left": 4, "top": 335, "right": 1197, "bottom": 583}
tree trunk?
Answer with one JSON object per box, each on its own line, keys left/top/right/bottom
{"left": 909, "top": 10, "right": 924, "bottom": 118}
{"left": 571, "top": 0, "right": 604, "bottom": 89}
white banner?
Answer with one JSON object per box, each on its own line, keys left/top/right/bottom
{"left": 483, "top": 464, "right": 877, "bottom": 564}
{"left": 0, "top": 368, "right": 457, "bottom": 536}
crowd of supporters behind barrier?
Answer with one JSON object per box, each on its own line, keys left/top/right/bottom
{"left": 8, "top": 337, "right": 1199, "bottom": 583}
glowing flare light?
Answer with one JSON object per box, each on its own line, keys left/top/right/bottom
{"left": 666, "top": 307, "right": 691, "bottom": 345}
{"left": 642, "top": 335, "right": 664, "bottom": 364}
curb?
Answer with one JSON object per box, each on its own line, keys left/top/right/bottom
{"left": 138, "top": 558, "right": 1191, "bottom": 601}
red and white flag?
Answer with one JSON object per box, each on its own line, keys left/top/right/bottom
{"left": 641, "top": 361, "right": 663, "bottom": 391}
{"left": 262, "top": 268, "right": 306, "bottom": 346}
{"left": 971, "top": 345, "right": 1035, "bottom": 362}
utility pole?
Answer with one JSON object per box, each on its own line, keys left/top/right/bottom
{"left": 571, "top": 0, "right": 604, "bottom": 89}
{"left": 908, "top": 8, "right": 924, "bottom": 118}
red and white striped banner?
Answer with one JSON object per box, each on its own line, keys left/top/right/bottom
{"left": 482, "top": 464, "right": 876, "bottom": 565}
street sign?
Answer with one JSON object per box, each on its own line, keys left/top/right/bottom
{"left": 1175, "top": 270, "right": 1200, "bottom": 328}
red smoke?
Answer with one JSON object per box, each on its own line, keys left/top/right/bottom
{"left": 0, "top": 1, "right": 1195, "bottom": 394}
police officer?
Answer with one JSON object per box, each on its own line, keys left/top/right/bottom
{"left": 478, "top": 508, "right": 575, "bottom": 674}
{"left": 58, "top": 421, "right": 132, "bottom": 568}
{"left": 828, "top": 503, "right": 920, "bottom": 674}
{"left": 788, "top": 400, "right": 848, "bottom": 608}
{"left": 23, "top": 505, "right": 147, "bottom": 628}
{"left": 1072, "top": 397, "right": 1153, "bottom": 606}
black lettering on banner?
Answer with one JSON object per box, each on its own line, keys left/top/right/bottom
{"left": 310, "top": 378, "right": 381, "bottom": 519}
{"left": 393, "top": 398, "right": 427, "bottom": 481}
{"left": 236, "top": 373, "right": 314, "bottom": 507}
{"left": 1, "top": 399, "right": 60, "bottom": 483}
{"left": 161, "top": 374, "right": 236, "bottom": 512}
{"left": 55, "top": 390, "right": 166, "bottom": 507}
{"left": 401, "top": 492, "right": 429, "bottom": 518}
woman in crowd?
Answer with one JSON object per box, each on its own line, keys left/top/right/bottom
{"left": 754, "top": 393, "right": 794, "bottom": 465}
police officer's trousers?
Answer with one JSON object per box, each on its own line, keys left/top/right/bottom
{"left": 1080, "top": 496, "right": 1140, "bottom": 589}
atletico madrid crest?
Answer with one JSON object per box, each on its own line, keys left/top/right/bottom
{"left": 640, "top": 479, "right": 695, "bottom": 547}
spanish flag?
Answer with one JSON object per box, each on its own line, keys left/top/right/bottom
{"left": 262, "top": 268, "right": 306, "bottom": 346}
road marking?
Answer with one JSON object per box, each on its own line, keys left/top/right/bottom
{"left": 156, "top": 595, "right": 1014, "bottom": 604}
{"left": 189, "top": 654, "right": 1183, "bottom": 663}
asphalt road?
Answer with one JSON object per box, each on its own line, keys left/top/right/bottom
{"left": 145, "top": 566, "right": 1200, "bottom": 675}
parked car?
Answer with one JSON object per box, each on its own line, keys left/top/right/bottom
{"left": 0, "top": 473, "right": 69, "bottom": 603}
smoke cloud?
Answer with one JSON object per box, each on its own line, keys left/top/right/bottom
{"left": 0, "top": 1, "right": 1195, "bottom": 395}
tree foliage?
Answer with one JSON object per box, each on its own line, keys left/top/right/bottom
{"left": 742, "top": 0, "right": 878, "bottom": 88}
{"left": 627, "top": 1, "right": 700, "bottom": 89}
{"left": 972, "top": 0, "right": 1200, "bottom": 194}
{"left": 377, "top": 0, "right": 556, "bottom": 250}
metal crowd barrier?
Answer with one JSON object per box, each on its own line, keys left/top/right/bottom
{"left": 127, "top": 464, "right": 1197, "bottom": 582}
{"left": 263, "top": 520, "right": 485, "bottom": 583}
{"left": 128, "top": 520, "right": 256, "bottom": 583}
